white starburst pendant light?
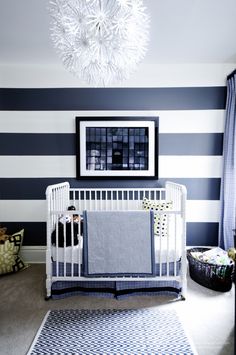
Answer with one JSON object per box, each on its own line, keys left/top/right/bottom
{"left": 49, "top": 0, "right": 150, "bottom": 86}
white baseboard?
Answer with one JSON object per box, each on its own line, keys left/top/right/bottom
{"left": 21, "top": 246, "right": 46, "bottom": 264}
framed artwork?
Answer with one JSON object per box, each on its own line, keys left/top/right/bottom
{"left": 76, "top": 116, "right": 159, "bottom": 179}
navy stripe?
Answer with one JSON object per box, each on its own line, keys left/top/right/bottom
{"left": 0, "top": 178, "right": 220, "bottom": 200}
{"left": 0, "top": 87, "right": 226, "bottom": 110}
{"left": 2, "top": 222, "right": 46, "bottom": 246}
{"left": 2, "top": 221, "right": 218, "bottom": 246}
{"left": 158, "top": 178, "right": 221, "bottom": 200}
{"left": 187, "top": 222, "right": 219, "bottom": 246}
{"left": 159, "top": 133, "right": 223, "bottom": 155}
{"left": 0, "top": 133, "right": 76, "bottom": 155}
{"left": 0, "top": 133, "right": 223, "bottom": 156}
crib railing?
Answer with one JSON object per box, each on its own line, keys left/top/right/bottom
{"left": 69, "top": 188, "right": 166, "bottom": 213}
{"left": 46, "top": 182, "right": 185, "bottom": 215}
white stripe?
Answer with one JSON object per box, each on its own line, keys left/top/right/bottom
{"left": 0, "top": 156, "right": 222, "bottom": 178}
{"left": 0, "top": 156, "right": 76, "bottom": 178}
{"left": 0, "top": 111, "right": 76, "bottom": 133}
{"left": 0, "top": 111, "right": 159, "bottom": 133}
{"left": 0, "top": 110, "right": 225, "bottom": 133}
{"left": 0, "top": 200, "right": 220, "bottom": 223}
{"left": 0, "top": 63, "right": 234, "bottom": 87}
{"left": 0, "top": 200, "right": 46, "bottom": 222}
{"left": 159, "top": 156, "right": 222, "bottom": 178}
{"left": 159, "top": 110, "right": 225, "bottom": 133}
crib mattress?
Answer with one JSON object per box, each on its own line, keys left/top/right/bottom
{"left": 52, "top": 236, "right": 181, "bottom": 264}
{"left": 52, "top": 259, "right": 181, "bottom": 278}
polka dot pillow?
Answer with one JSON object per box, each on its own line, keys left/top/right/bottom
{"left": 142, "top": 198, "right": 173, "bottom": 237}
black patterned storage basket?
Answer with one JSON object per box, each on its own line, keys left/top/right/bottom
{"left": 187, "top": 248, "right": 234, "bottom": 292}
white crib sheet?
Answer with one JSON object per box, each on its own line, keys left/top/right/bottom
{"left": 52, "top": 236, "right": 181, "bottom": 264}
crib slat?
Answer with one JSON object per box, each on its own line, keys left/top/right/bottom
{"left": 78, "top": 220, "right": 81, "bottom": 277}
{"left": 174, "top": 214, "right": 177, "bottom": 277}
{"left": 100, "top": 191, "right": 102, "bottom": 210}
{"left": 166, "top": 214, "right": 170, "bottom": 277}
{"left": 105, "top": 191, "right": 107, "bottom": 211}
{"left": 159, "top": 216, "right": 162, "bottom": 277}
{"left": 56, "top": 219, "right": 59, "bottom": 278}
{"left": 71, "top": 218, "right": 74, "bottom": 277}
{"left": 95, "top": 190, "right": 97, "bottom": 210}
{"left": 63, "top": 223, "right": 66, "bottom": 277}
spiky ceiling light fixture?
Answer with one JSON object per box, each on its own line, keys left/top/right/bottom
{"left": 49, "top": 0, "right": 149, "bottom": 86}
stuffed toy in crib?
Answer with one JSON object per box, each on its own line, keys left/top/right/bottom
{"left": 51, "top": 206, "right": 83, "bottom": 247}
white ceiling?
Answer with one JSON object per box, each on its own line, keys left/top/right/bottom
{"left": 0, "top": 0, "right": 236, "bottom": 66}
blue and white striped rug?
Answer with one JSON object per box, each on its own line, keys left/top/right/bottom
{"left": 27, "top": 309, "right": 198, "bottom": 355}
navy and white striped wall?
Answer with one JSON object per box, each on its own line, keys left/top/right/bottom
{"left": 0, "top": 87, "right": 226, "bottom": 249}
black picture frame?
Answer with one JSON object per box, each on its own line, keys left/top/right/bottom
{"left": 76, "top": 116, "right": 159, "bottom": 179}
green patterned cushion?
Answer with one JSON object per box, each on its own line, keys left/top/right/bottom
{"left": 0, "top": 229, "right": 28, "bottom": 275}
{"left": 142, "top": 198, "right": 173, "bottom": 237}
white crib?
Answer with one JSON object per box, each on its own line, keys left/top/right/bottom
{"left": 45, "top": 181, "right": 187, "bottom": 300}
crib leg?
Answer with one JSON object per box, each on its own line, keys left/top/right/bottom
{"left": 181, "top": 277, "right": 187, "bottom": 300}
{"left": 45, "top": 276, "right": 52, "bottom": 300}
